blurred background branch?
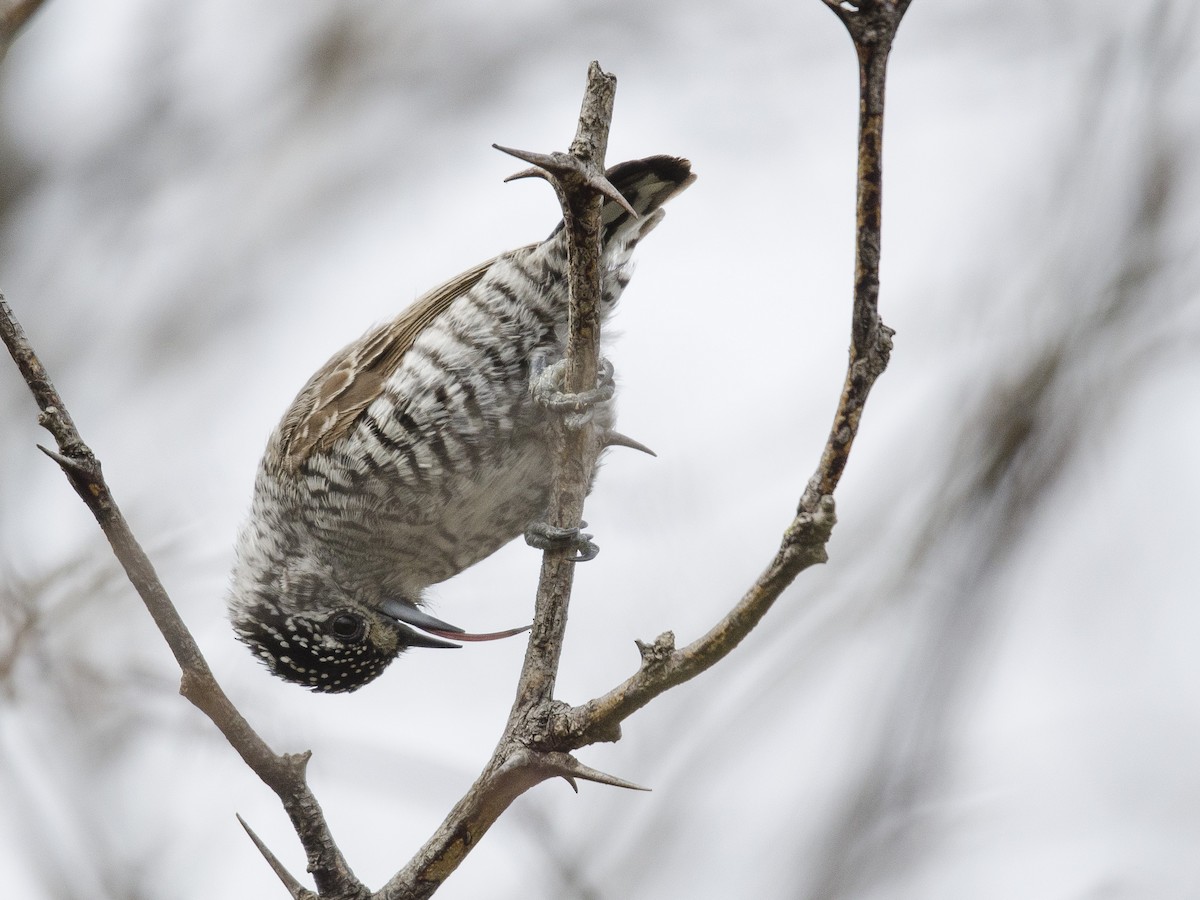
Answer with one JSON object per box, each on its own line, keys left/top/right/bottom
{"left": 0, "top": 0, "right": 48, "bottom": 59}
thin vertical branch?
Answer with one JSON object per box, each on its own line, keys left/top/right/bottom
{"left": 513, "top": 61, "right": 616, "bottom": 710}
{"left": 380, "top": 61, "right": 629, "bottom": 900}
{"left": 803, "top": 0, "right": 908, "bottom": 508}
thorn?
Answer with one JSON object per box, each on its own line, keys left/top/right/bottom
{"left": 493, "top": 143, "right": 561, "bottom": 171}
{"left": 36, "top": 444, "right": 91, "bottom": 475}
{"left": 542, "top": 752, "right": 650, "bottom": 792}
{"left": 583, "top": 171, "right": 638, "bottom": 219}
{"left": 561, "top": 774, "right": 580, "bottom": 793}
{"left": 502, "top": 166, "right": 550, "bottom": 184}
{"left": 236, "top": 814, "right": 316, "bottom": 900}
{"left": 492, "top": 143, "right": 637, "bottom": 217}
{"left": 601, "top": 430, "right": 656, "bottom": 457}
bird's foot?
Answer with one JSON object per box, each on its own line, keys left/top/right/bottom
{"left": 524, "top": 520, "right": 599, "bottom": 562}
{"left": 531, "top": 356, "right": 615, "bottom": 430}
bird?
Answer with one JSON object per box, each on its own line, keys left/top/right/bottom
{"left": 228, "top": 155, "right": 695, "bottom": 693}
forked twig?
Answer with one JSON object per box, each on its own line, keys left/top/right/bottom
{"left": 549, "top": 0, "right": 909, "bottom": 747}
{"left": 383, "top": 0, "right": 911, "bottom": 878}
{"left": 1, "top": 0, "right": 912, "bottom": 893}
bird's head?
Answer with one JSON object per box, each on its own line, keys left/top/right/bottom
{"left": 228, "top": 566, "right": 462, "bottom": 693}
{"left": 228, "top": 552, "right": 527, "bottom": 693}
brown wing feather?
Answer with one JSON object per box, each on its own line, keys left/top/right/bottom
{"left": 276, "top": 252, "right": 512, "bottom": 473}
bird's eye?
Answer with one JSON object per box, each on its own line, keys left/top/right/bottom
{"left": 329, "top": 612, "right": 367, "bottom": 643}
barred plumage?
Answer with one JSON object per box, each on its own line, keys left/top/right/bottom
{"left": 229, "top": 156, "right": 695, "bottom": 692}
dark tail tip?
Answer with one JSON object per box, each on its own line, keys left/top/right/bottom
{"left": 606, "top": 156, "right": 695, "bottom": 208}
{"left": 601, "top": 156, "right": 695, "bottom": 243}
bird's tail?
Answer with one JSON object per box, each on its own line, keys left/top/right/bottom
{"left": 601, "top": 155, "right": 695, "bottom": 251}
{"left": 545, "top": 156, "right": 695, "bottom": 254}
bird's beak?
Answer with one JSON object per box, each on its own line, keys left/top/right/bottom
{"left": 379, "top": 598, "right": 531, "bottom": 649}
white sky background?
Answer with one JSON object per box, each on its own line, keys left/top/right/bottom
{"left": 2, "top": 1, "right": 1199, "bottom": 898}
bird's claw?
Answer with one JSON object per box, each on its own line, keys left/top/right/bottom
{"left": 524, "top": 520, "right": 599, "bottom": 562}
{"left": 531, "top": 357, "right": 615, "bottom": 429}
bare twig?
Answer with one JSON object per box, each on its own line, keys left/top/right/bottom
{"left": 2, "top": 0, "right": 912, "bottom": 891}
{"left": 555, "top": 497, "right": 838, "bottom": 748}
{"left": 377, "top": 60, "right": 629, "bottom": 900}
{"left": 0, "top": 293, "right": 368, "bottom": 900}
{"left": 496, "top": 62, "right": 620, "bottom": 711}
{"left": 381, "top": 1, "right": 911, "bottom": 876}
{"left": 238, "top": 815, "right": 319, "bottom": 900}
{"left": 550, "top": 0, "right": 909, "bottom": 749}
{"left": 806, "top": 0, "right": 910, "bottom": 508}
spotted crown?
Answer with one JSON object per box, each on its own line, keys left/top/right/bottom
{"left": 232, "top": 600, "right": 400, "bottom": 693}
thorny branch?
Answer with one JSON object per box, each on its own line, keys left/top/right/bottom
{"left": 497, "top": 61, "right": 620, "bottom": 713}
{"left": 549, "top": 0, "right": 908, "bottom": 747}
{"left": 384, "top": 0, "right": 909, "bottom": 882}
{"left": 1, "top": 0, "right": 910, "bottom": 895}
{"left": 0, "top": 296, "right": 369, "bottom": 900}
{"left": 378, "top": 61, "right": 635, "bottom": 900}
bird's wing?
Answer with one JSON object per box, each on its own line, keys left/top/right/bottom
{"left": 275, "top": 251, "right": 514, "bottom": 473}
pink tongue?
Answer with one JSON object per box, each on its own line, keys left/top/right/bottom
{"left": 427, "top": 625, "right": 531, "bottom": 643}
